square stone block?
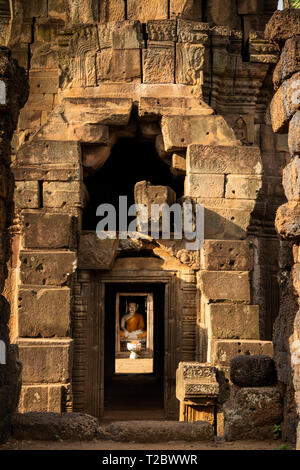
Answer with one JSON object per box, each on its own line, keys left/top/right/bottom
{"left": 18, "top": 109, "right": 42, "bottom": 130}
{"left": 23, "top": 212, "right": 74, "bottom": 249}
{"left": 185, "top": 174, "right": 225, "bottom": 198}
{"left": 223, "top": 386, "right": 282, "bottom": 441}
{"left": 18, "top": 287, "right": 71, "bottom": 337}
{"left": 225, "top": 175, "right": 262, "bottom": 200}
{"left": 16, "top": 338, "right": 73, "bottom": 384}
{"left": 198, "top": 271, "right": 251, "bottom": 302}
{"left": 15, "top": 181, "right": 40, "bottom": 209}
{"left": 20, "top": 250, "right": 76, "bottom": 286}
{"left": 96, "top": 49, "right": 141, "bottom": 83}
{"left": 187, "top": 145, "right": 262, "bottom": 175}
{"left": 26, "top": 93, "right": 55, "bottom": 112}
{"left": 176, "top": 362, "right": 219, "bottom": 403}
{"left": 30, "top": 74, "right": 59, "bottom": 94}
{"left": 176, "top": 43, "right": 206, "bottom": 85}
{"left": 208, "top": 304, "right": 260, "bottom": 340}
{"left": 162, "top": 116, "right": 238, "bottom": 152}
{"left": 43, "top": 181, "right": 82, "bottom": 210}
{"left": 201, "top": 240, "right": 254, "bottom": 271}
{"left": 143, "top": 47, "right": 175, "bottom": 84}
{"left": 203, "top": 205, "right": 254, "bottom": 240}
{"left": 78, "top": 233, "right": 118, "bottom": 269}
{"left": 63, "top": 97, "right": 133, "bottom": 127}
{"left": 210, "top": 340, "right": 273, "bottom": 365}
{"left": 18, "top": 384, "right": 63, "bottom": 413}
{"left": 177, "top": 19, "right": 209, "bottom": 43}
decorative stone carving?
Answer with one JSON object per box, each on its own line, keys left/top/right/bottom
{"left": 176, "top": 43, "right": 205, "bottom": 85}
{"left": 143, "top": 47, "right": 175, "bottom": 84}
{"left": 146, "top": 20, "right": 176, "bottom": 42}
{"left": 176, "top": 362, "right": 219, "bottom": 403}
{"left": 176, "top": 249, "right": 199, "bottom": 268}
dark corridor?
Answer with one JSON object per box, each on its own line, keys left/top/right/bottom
{"left": 103, "top": 282, "right": 165, "bottom": 420}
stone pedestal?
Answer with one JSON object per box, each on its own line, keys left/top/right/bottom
{"left": 176, "top": 362, "right": 220, "bottom": 433}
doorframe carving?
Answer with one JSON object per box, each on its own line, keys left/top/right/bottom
{"left": 72, "top": 268, "right": 185, "bottom": 419}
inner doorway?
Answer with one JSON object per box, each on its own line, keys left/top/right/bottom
{"left": 104, "top": 282, "right": 165, "bottom": 420}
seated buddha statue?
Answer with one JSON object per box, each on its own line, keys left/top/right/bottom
{"left": 120, "top": 302, "right": 147, "bottom": 340}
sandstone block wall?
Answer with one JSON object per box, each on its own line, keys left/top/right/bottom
{"left": 0, "top": 0, "right": 287, "bottom": 425}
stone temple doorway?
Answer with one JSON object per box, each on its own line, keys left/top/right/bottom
{"left": 73, "top": 251, "right": 191, "bottom": 421}
{"left": 103, "top": 282, "right": 165, "bottom": 420}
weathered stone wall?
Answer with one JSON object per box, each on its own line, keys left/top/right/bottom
{"left": 0, "top": 46, "right": 27, "bottom": 442}
{"left": 0, "top": 0, "right": 285, "bottom": 427}
{"left": 265, "top": 8, "right": 300, "bottom": 447}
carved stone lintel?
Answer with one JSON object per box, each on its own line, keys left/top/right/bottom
{"left": 146, "top": 20, "right": 177, "bottom": 42}
{"left": 157, "top": 239, "right": 200, "bottom": 269}
{"left": 177, "top": 19, "right": 209, "bottom": 44}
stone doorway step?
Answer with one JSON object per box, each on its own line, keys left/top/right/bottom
{"left": 97, "top": 420, "right": 213, "bottom": 442}
{"left": 11, "top": 413, "right": 213, "bottom": 442}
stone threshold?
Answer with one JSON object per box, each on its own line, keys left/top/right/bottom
{"left": 11, "top": 413, "right": 214, "bottom": 442}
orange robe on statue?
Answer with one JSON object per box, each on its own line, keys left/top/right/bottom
{"left": 120, "top": 313, "right": 147, "bottom": 338}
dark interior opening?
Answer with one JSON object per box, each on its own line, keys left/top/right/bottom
{"left": 104, "top": 282, "right": 165, "bottom": 420}
{"left": 82, "top": 137, "right": 184, "bottom": 231}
